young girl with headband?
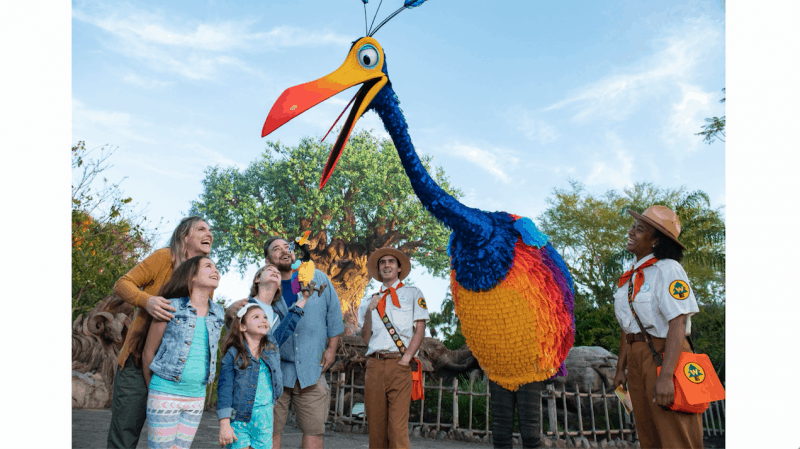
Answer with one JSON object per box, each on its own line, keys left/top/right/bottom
{"left": 217, "top": 296, "right": 304, "bottom": 449}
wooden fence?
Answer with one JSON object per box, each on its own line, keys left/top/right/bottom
{"left": 321, "top": 367, "right": 725, "bottom": 442}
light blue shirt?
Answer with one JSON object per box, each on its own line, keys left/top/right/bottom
{"left": 275, "top": 269, "right": 344, "bottom": 389}
{"left": 254, "top": 359, "right": 273, "bottom": 407}
{"left": 149, "top": 317, "right": 209, "bottom": 398}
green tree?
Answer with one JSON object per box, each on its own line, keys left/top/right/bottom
{"left": 190, "top": 130, "right": 460, "bottom": 332}
{"left": 537, "top": 181, "right": 725, "bottom": 379}
{"left": 539, "top": 181, "right": 725, "bottom": 309}
{"left": 428, "top": 292, "right": 466, "bottom": 350}
{"left": 697, "top": 88, "right": 726, "bottom": 144}
{"left": 72, "top": 141, "right": 159, "bottom": 319}
{"left": 690, "top": 300, "right": 725, "bottom": 380}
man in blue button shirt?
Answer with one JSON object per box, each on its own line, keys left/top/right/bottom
{"left": 264, "top": 236, "right": 344, "bottom": 449}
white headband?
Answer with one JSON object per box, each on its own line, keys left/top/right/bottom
{"left": 237, "top": 302, "right": 261, "bottom": 321}
{"left": 237, "top": 301, "right": 275, "bottom": 328}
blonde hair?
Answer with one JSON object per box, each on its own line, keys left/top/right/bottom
{"left": 249, "top": 264, "right": 283, "bottom": 303}
{"left": 168, "top": 216, "right": 206, "bottom": 268}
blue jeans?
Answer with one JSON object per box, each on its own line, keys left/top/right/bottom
{"left": 489, "top": 380, "right": 543, "bottom": 448}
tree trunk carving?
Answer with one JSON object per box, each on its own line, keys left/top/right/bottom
{"left": 306, "top": 233, "right": 371, "bottom": 336}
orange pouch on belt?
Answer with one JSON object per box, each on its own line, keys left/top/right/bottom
{"left": 411, "top": 358, "right": 424, "bottom": 401}
{"left": 375, "top": 293, "right": 425, "bottom": 402}
{"left": 656, "top": 352, "right": 725, "bottom": 414}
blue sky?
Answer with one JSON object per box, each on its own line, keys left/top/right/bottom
{"left": 70, "top": 0, "right": 726, "bottom": 312}
{"left": 3, "top": 2, "right": 800, "bottom": 446}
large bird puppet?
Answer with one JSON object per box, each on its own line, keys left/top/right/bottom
{"left": 261, "top": 0, "right": 575, "bottom": 390}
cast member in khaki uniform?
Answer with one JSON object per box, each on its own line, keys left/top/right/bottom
{"left": 358, "top": 247, "right": 429, "bottom": 449}
{"left": 612, "top": 206, "right": 702, "bottom": 449}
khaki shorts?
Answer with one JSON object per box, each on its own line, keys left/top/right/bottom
{"left": 273, "top": 374, "right": 330, "bottom": 436}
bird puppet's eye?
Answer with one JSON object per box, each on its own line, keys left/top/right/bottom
{"left": 357, "top": 44, "right": 380, "bottom": 70}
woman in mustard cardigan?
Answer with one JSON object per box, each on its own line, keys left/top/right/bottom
{"left": 106, "top": 216, "right": 213, "bottom": 449}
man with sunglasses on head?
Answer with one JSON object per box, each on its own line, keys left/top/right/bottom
{"left": 263, "top": 236, "right": 344, "bottom": 449}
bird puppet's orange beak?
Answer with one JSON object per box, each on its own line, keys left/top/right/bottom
{"left": 296, "top": 230, "right": 311, "bottom": 246}
{"left": 261, "top": 37, "right": 387, "bottom": 190}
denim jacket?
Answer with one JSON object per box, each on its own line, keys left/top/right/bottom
{"left": 216, "top": 337, "right": 283, "bottom": 423}
{"left": 228, "top": 298, "right": 304, "bottom": 348}
{"left": 149, "top": 296, "right": 225, "bottom": 385}
{"left": 265, "top": 298, "right": 305, "bottom": 347}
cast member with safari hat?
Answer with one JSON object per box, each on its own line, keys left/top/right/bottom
{"left": 612, "top": 205, "right": 703, "bottom": 448}
{"left": 358, "top": 247, "right": 429, "bottom": 449}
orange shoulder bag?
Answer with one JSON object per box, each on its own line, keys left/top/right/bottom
{"left": 628, "top": 290, "right": 724, "bottom": 413}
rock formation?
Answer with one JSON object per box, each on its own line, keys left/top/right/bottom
{"left": 330, "top": 335, "right": 480, "bottom": 377}
{"left": 71, "top": 294, "right": 133, "bottom": 409}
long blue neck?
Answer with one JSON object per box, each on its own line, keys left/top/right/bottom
{"left": 367, "top": 82, "right": 493, "bottom": 244}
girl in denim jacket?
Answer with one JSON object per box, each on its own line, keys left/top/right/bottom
{"left": 216, "top": 295, "right": 306, "bottom": 449}
{"left": 142, "top": 256, "right": 225, "bottom": 449}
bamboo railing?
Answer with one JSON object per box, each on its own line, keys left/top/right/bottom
{"left": 320, "top": 367, "right": 725, "bottom": 441}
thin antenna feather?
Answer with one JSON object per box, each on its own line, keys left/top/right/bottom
{"left": 368, "top": 0, "right": 384, "bottom": 36}
{"left": 369, "top": 6, "right": 406, "bottom": 37}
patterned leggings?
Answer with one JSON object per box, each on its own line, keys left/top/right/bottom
{"left": 146, "top": 390, "right": 205, "bottom": 449}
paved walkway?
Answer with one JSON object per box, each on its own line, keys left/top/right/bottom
{"left": 73, "top": 409, "right": 724, "bottom": 448}
{"left": 72, "top": 409, "right": 490, "bottom": 449}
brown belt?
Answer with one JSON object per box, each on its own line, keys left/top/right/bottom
{"left": 626, "top": 332, "right": 665, "bottom": 344}
{"left": 370, "top": 351, "right": 402, "bottom": 360}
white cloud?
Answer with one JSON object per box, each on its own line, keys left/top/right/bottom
{"left": 583, "top": 133, "right": 634, "bottom": 190}
{"left": 355, "top": 111, "right": 391, "bottom": 141}
{"left": 122, "top": 73, "right": 171, "bottom": 89}
{"left": 510, "top": 108, "right": 559, "bottom": 144}
{"left": 116, "top": 142, "right": 246, "bottom": 180}
{"left": 676, "top": 91, "right": 709, "bottom": 110}
{"left": 285, "top": 91, "right": 391, "bottom": 142}
{"left": 444, "top": 142, "right": 519, "bottom": 184}
{"left": 72, "top": 98, "right": 158, "bottom": 144}
{"left": 294, "top": 93, "right": 358, "bottom": 135}
{"left": 102, "top": 30, "right": 255, "bottom": 81}
{"left": 72, "top": 3, "right": 350, "bottom": 81}
{"left": 660, "top": 85, "right": 722, "bottom": 158}
{"left": 123, "top": 158, "right": 193, "bottom": 179}
{"left": 73, "top": 5, "right": 349, "bottom": 52}
{"left": 459, "top": 187, "right": 505, "bottom": 214}
{"left": 543, "top": 16, "right": 722, "bottom": 124}
{"left": 178, "top": 142, "right": 248, "bottom": 171}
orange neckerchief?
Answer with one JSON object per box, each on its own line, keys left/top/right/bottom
{"left": 377, "top": 281, "right": 404, "bottom": 317}
{"left": 618, "top": 257, "right": 659, "bottom": 303}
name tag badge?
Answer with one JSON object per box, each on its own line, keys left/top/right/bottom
{"left": 640, "top": 282, "right": 650, "bottom": 293}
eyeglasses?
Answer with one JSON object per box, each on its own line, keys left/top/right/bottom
{"left": 269, "top": 243, "right": 291, "bottom": 254}
{"left": 269, "top": 241, "right": 302, "bottom": 258}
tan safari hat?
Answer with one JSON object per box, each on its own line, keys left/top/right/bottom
{"left": 626, "top": 205, "right": 686, "bottom": 250}
{"left": 367, "top": 247, "right": 411, "bottom": 282}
